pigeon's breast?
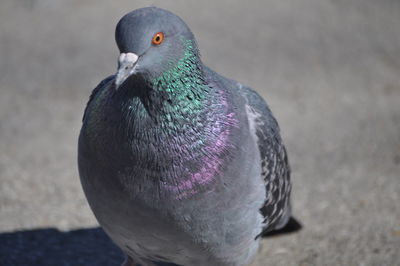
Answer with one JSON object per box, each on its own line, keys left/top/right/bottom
{"left": 84, "top": 134, "right": 265, "bottom": 266}
{"left": 78, "top": 82, "right": 266, "bottom": 265}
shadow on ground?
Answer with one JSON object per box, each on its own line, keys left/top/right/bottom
{"left": 0, "top": 227, "right": 124, "bottom": 266}
{"left": 0, "top": 225, "right": 302, "bottom": 266}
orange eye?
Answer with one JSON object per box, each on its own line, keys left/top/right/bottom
{"left": 152, "top": 32, "right": 164, "bottom": 45}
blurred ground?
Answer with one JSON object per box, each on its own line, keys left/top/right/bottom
{"left": 1, "top": 0, "right": 399, "bottom": 265}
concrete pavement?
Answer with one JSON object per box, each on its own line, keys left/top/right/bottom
{"left": 1, "top": 0, "right": 399, "bottom": 265}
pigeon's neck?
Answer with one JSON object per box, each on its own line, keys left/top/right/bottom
{"left": 151, "top": 40, "right": 204, "bottom": 92}
{"left": 143, "top": 40, "right": 207, "bottom": 118}
{"left": 108, "top": 42, "right": 242, "bottom": 199}
{"left": 114, "top": 57, "right": 242, "bottom": 199}
{"left": 118, "top": 41, "right": 212, "bottom": 134}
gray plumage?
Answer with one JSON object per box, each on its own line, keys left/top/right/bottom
{"left": 78, "top": 7, "right": 294, "bottom": 266}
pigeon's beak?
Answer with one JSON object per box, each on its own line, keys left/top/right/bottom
{"left": 115, "top": 52, "right": 139, "bottom": 89}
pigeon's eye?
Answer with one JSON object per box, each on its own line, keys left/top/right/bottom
{"left": 152, "top": 32, "right": 164, "bottom": 45}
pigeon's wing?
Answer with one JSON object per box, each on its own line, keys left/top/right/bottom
{"left": 82, "top": 75, "right": 115, "bottom": 122}
{"left": 237, "top": 83, "right": 292, "bottom": 235}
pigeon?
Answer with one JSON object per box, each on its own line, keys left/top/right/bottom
{"left": 78, "top": 6, "right": 298, "bottom": 266}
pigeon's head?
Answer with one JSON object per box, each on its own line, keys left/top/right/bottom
{"left": 114, "top": 7, "right": 199, "bottom": 89}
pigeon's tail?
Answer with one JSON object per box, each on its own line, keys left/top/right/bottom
{"left": 261, "top": 217, "right": 302, "bottom": 237}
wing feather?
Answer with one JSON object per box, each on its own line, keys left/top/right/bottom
{"left": 238, "top": 84, "right": 292, "bottom": 234}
